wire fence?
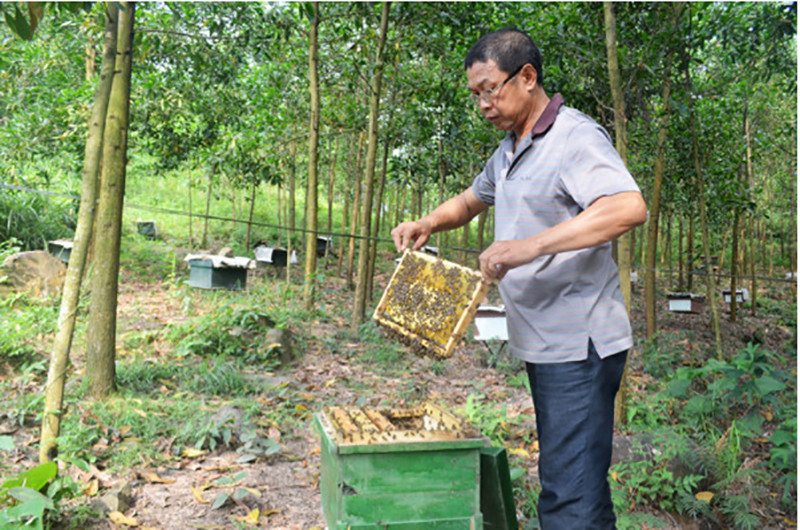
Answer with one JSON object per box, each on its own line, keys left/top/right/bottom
{"left": 2, "top": 181, "right": 797, "bottom": 285}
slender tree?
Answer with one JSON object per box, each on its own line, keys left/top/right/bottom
{"left": 353, "top": 2, "right": 391, "bottom": 330}
{"left": 85, "top": 1, "right": 136, "bottom": 397}
{"left": 303, "top": 2, "right": 321, "bottom": 310}
{"left": 40, "top": 3, "right": 118, "bottom": 463}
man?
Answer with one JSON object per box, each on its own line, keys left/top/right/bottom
{"left": 391, "top": 28, "right": 647, "bottom": 528}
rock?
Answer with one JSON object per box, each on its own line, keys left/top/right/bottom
{"left": 265, "top": 327, "right": 295, "bottom": 365}
{"left": 208, "top": 405, "right": 244, "bottom": 435}
{"left": 91, "top": 481, "right": 133, "bottom": 514}
{"left": 0, "top": 251, "right": 66, "bottom": 298}
{"left": 217, "top": 247, "right": 234, "bottom": 257}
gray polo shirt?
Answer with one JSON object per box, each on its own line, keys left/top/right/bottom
{"left": 472, "top": 94, "right": 640, "bottom": 363}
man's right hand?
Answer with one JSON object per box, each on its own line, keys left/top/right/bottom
{"left": 390, "top": 220, "right": 433, "bottom": 253}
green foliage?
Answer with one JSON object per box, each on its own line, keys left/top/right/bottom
{"left": 666, "top": 343, "right": 793, "bottom": 433}
{"left": 171, "top": 303, "right": 282, "bottom": 367}
{"left": 0, "top": 460, "right": 59, "bottom": 530}
{"left": 610, "top": 431, "right": 704, "bottom": 514}
{"left": 0, "top": 292, "right": 59, "bottom": 370}
{"left": 458, "top": 392, "right": 525, "bottom": 446}
{"left": 0, "top": 189, "right": 75, "bottom": 251}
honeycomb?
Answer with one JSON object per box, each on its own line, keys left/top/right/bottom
{"left": 318, "top": 402, "right": 480, "bottom": 446}
{"left": 373, "top": 250, "right": 490, "bottom": 358}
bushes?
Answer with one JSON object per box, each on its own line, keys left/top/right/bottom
{"left": 0, "top": 189, "right": 75, "bottom": 250}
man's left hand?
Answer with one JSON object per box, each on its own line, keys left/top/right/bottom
{"left": 479, "top": 239, "right": 539, "bottom": 283}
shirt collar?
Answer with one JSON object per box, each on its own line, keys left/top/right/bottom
{"left": 506, "top": 93, "right": 565, "bottom": 150}
{"left": 530, "top": 93, "right": 564, "bottom": 138}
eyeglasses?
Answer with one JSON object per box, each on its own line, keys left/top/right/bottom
{"left": 469, "top": 64, "right": 525, "bottom": 105}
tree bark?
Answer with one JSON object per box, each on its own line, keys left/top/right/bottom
{"left": 85, "top": 1, "right": 135, "bottom": 398}
{"left": 604, "top": 1, "right": 637, "bottom": 428}
{"left": 40, "top": 3, "right": 118, "bottom": 463}
{"left": 645, "top": 73, "right": 672, "bottom": 341}
{"left": 337, "top": 134, "right": 355, "bottom": 276}
{"left": 202, "top": 163, "right": 214, "bottom": 249}
{"left": 346, "top": 131, "right": 365, "bottom": 289}
{"left": 353, "top": 2, "right": 390, "bottom": 330}
{"left": 245, "top": 180, "right": 256, "bottom": 250}
{"left": 327, "top": 134, "right": 339, "bottom": 257}
{"left": 744, "top": 102, "right": 757, "bottom": 315}
{"left": 287, "top": 140, "right": 297, "bottom": 285}
{"left": 368, "top": 137, "right": 391, "bottom": 303}
{"left": 303, "top": 3, "right": 321, "bottom": 309}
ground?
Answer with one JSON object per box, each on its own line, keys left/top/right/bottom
{"left": 1, "top": 261, "right": 796, "bottom": 529}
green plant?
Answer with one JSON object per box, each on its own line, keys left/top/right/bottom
{"left": 171, "top": 303, "right": 282, "bottom": 367}
{"left": 0, "top": 189, "right": 75, "bottom": 250}
{"left": 769, "top": 415, "right": 797, "bottom": 510}
{"left": 0, "top": 293, "right": 59, "bottom": 367}
{"left": 610, "top": 432, "right": 704, "bottom": 514}
{"left": 458, "top": 392, "right": 524, "bottom": 446}
{"left": 0, "top": 459, "right": 60, "bottom": 529}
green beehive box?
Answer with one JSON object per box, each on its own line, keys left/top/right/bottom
{"left": 187, "top": 259, "right": 247, "bottom": 290}
{"left": 480, "top": 446, "right": 518, "bottom": 530}
{"left": 315, "top": 403, "right": 484, "bottom": 529}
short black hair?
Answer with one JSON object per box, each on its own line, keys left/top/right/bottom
{"left": 465, "top": 28, "right": 543, "bottom": 84}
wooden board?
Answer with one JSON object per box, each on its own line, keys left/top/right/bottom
{"left": 373, "top": 250, "right": 490, "bottom": 358}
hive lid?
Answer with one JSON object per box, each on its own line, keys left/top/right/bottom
{"left": 373, "top": 250, "right": 491, "bottom": 358}
{"left": 316, "top": 402, "right": 483, "bottom": 454}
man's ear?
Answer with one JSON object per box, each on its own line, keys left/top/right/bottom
{"left": 522, "top": 64, "right": 537, "bottom": 90}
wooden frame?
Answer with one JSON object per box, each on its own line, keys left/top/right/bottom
{"left": 373, "top": 250, "right": 490, "bottom": 358}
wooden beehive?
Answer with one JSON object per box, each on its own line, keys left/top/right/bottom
{"left": 373, "top": 250, "right": 491, "bottom": 358}
{"left": 667, "top": 293, "right": 706, "bottom": 314}
{"left": 315, "top": 402, "right": 484, "bottom": 528}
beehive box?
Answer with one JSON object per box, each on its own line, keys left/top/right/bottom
{"left": 374, "top": 250, "right": 490, "bottom": 358}
{"left": 136, "top": 220, "right": 157, "bottom": 239}
{"left": 722, "top": 288, "right": 750, "bottom": 304}
{"left": 47, "top": 239, "right": 73, "bottom": 264}
{"left": 315, "top": 402, "right": 484, "bottom": 529}
{"left": 185, "top": 254, "right": 252, "bottom": 290}
{"left": 667, "top": 293, "right": 706, "bottom": 314}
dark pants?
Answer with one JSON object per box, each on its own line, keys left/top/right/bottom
{"left": 525, "top": 341, "right": 627, "bottom": 530}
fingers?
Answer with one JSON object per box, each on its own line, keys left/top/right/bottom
{"left": 391, "top": 221, "right": 431, "bottom": 253}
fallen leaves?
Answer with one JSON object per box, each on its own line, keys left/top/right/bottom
{"left": 140, "top": 471, "right": 176, "bottom": 484}
{"left": 109, "top": 510, "right": 139, "bottom": 526}
{"left": 181, "top": 448, "right": 207, "bottom": 459}
{"left": 695, "top": 491, "right": 714, "bottom": 503}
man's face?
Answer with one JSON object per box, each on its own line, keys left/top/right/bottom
{"left": 466, "top": 59, "right": 525, "bottom": 131}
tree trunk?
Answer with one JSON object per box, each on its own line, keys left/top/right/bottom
{"left": 743, "top": 102, "right": 757, "bottom": 315}
{"left": 731, "top": 206, "right": 740, "bottom": 321}
{"left": 684, "top": 26, "right": 722, "bottom": 359}
{"left": 645, "top": 73, "right": 672, "bottom": 341}
{"left": 687, "top": 206, "right": 695, "bottom": 292}
{"left": 287, "top": 140, "right": 297, "bottom": 285}
{"left": 202, "top": 163, "right": 214, "bottom": 249}
{"left": 368, "top": 137, "right": 391, "bottom": 303}
{"left": 353, "top": 2, "right": 390, "bottom": 330}
{"left": 40, "top": 3, "right": 119, "bottom": 463}
{"left": 677, "top": 213, "right": 684, "bottom": 291}
{"left": 337, "top": 134, "right": 355, "bottom": 276}
{"left": 245, "top": 180, "right": 256, "bottom": 250}
{"left": 303, "top": 3, "right": 321, "bottom": 310}
{"left": 604, "top": 1, "right": 635, "bottom": 428}
{"left": 85, "top": 35, "right": 96, "bottom": 81}
{"left": 85, "top": 1, "right": 135, "bottom": 398}
{"left": 327, "top": 134, "right": 339, "bottom": 257}
{"left": 347, "top": 131, "right": 365, "bottom": 289}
